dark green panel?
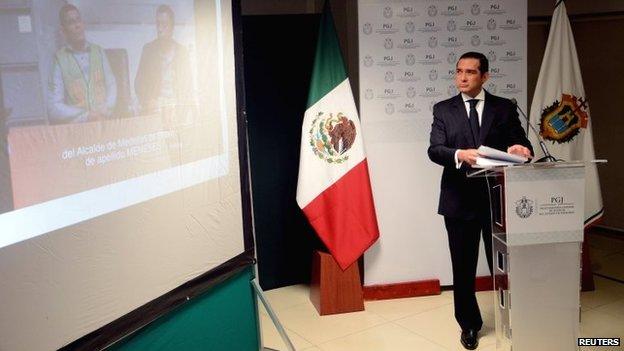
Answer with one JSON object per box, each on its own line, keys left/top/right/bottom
{"left": 109, "top": 267, "right": 259, "bottom": 351}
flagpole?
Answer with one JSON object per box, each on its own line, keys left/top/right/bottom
{"left": 252, "top": 279, "right": 295, "bottom": 351}
{"left": 510, "top": 99, "right": 557, "bottom": 162}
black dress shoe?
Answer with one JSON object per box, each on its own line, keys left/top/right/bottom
{"left": 460, "top": 329, "right": 479, "bottom": 350}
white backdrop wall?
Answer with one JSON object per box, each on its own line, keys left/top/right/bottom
{"left": 358, "top": 0, "right": 527, "bottom": 286}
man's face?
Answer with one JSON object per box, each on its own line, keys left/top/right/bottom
{"left": 61, "top": 9, "right": 85, "bottom": 45}
{"left": 455, "top": 58, "right": 488, "bottom": 97}
{"left": 156, "top": 12, "right": 174, "bottom": 39}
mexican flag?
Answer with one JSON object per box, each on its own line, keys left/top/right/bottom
{"left": 529, "top": 1, "right": 603, "bottom": 226}
{"left": 296, "top": 5, "right": 379, "bottom": 270}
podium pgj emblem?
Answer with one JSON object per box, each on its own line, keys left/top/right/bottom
{"left": 515, "top": 196, "right": 534, "bottom": 218}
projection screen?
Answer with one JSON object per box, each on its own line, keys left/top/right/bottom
{"left": 0, "top": 0, "right": 250, "bottom": 349}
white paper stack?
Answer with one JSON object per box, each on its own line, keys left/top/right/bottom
{"left": 475, "top": 146, "right": 528, "bottom": 167}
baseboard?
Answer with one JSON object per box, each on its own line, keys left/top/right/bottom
{"left": 475, "top": 275, "right": 494, "bottom": 291}
{"left": 363, "top": 279, "right": 440, "bottom": 301}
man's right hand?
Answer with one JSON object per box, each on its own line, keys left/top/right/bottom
{"left": 457, "top": 149, "right": 481, "bottom": 166}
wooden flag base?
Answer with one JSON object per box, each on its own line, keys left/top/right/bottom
{"left": 310, "top": 250, "right": 364, "bottom": 315}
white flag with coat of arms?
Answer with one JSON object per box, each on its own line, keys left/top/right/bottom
{"left": 529, "top": 1, "right": 603, "bottom": 225}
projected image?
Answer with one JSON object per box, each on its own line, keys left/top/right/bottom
{"left": 47, "top": 3, "right": 197, "bottom": 124}
{"left": 0, "top": 0, "right": 230, "bottom": 248}
{"left": 0, "top": 1, "right": 245, "bottom": 350}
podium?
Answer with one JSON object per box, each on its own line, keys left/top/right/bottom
{"left": 471, "top": 161, "right": 601, "bottom": 351}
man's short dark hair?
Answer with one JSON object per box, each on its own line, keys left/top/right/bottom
{"left": 157, "top": 4, "right": 175, "bottom": 23}
{"left": 458, "top": 52, "right": 489, "bottom": 74}
{"left": 59, "top": 4, "right": 80, "bottom": 26}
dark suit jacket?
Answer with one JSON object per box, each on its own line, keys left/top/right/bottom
{"left": 428, "top": 91, "right": 533, "bottom": 220}
{"left": 134, "top": 40, "right": 193, "bottom": 114}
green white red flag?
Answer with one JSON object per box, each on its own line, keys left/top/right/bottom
{"left": 296, "top": 5, "right": 379, "bottom": 270}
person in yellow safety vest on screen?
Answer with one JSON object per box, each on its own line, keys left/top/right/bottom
{"left": 47, "top": 4, "right": 116, "bottom": 124}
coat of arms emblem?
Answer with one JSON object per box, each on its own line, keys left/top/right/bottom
{"left": 405, "top": 54, "right": 416, "bottom": 66}
{"left": 486, "top": 83, "right": 497, "bottom": 94}
{"left": 405, "top": 21, "right": 415, "bottom": 33}
{"left": 471, "top": 3, "right": 481, "bottom": 16}
{"left": 487, "top": 50, "right": 497, "bottom": 62}
{"left": 471, "top": 35, "right": 481, "bottom": 46}
{"left": 487, "top": 18, "right": 497, "bottom": 31}
{"left": 429, "top": 69, "right": 438, "bottom": 81}
{"left": 447, "top": 52, "right": 457, "bottom": 64}
{"left": 515, "top": 197, "right": 534, "bottom": 218}
{"left": 383, "top": 6, "right": 393, "bottom": 19}
{"left": 384, "top": 38, "right": 393, "bottom": 50}
{"left": 539, "top": 94, "right": 589, "bottom": 143}
{"left": 384, "top": 71, "right": 394, "bottom": 83}
{"left": 428, "top": 36, "right": 438, "bottom": 48}
{"left": 447, "top": 20, "right": 456, "bottom": 32}
{"left": 363, "top": 23, "right": 373, "bottom": 35}
{"left": 309, "top": 112, "right": 356, "bottom": 164}
{"left": 428, "top": 5, "right": 437, "bottom": 17}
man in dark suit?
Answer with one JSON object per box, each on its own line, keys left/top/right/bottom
{"left": 135, "top": 4, "right": 193, "bottom": 115}
{"left": 428, "top": 52, "right": 532, "bottom": 350}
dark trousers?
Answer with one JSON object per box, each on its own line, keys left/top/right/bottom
{"left": 444, "top": 215, "right": 493, "bottom": 331}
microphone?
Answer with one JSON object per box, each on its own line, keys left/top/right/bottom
{"left": 510, "top": 98, "right": 557, "bottom": 163}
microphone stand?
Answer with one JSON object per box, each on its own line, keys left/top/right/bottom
{"left": 510, "top": 99, "right": 558, "bottom": 163}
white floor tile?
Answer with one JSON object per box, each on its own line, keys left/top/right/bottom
{"left": 580, "top": 310, "right": 624, "bottom": 340}
{"left": 594, "top": 276, "right": 624, "bottom": 295}
{"left": 593, "top": 297, "right": 624, "bottom": 320}
{"left": 395, "top": 303, "right": 496, "bottom": 350}
{"left": 259, "top": 313, "right": 313, "bottom": 351}
{"left": 317, "top": 323, "right": 447, "bottom": 351}
{"left": 582, "top": 276, "right": 624, "bottom": 311}
{"left": 274, "top": 302, "right": 387, "bottom": 345}
{"left": 257, "top": 237, "right": 624, "bottom": 351}
{"left": 476, "top": 344, "right": 497, "bottom": 351}
{"left": 263, "top": 284, "right": 311, "bottom": 312}
{"left": 476, "top": 290, "right": 496, "bottom": 317}
{"left": 364, "top": 293, "right": 452, "bottom": 321}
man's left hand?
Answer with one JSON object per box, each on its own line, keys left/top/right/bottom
{"left": 507, "top": 144, "right": 532, "bottom": 159}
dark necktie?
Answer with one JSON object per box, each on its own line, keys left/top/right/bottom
{"left": 468, "top": 99, "right": 480, "bottom": 147}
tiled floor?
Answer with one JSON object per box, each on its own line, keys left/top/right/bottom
{"left": 259, "top": 231, "right": 624, "bottom": 350}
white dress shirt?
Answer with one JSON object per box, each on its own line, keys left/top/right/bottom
{"left": 454, "top": 89, "right": 485, "bottom": 168}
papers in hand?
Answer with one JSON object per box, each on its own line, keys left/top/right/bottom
{"left": 475, "top": 146, "right": 528, "bottom": 168}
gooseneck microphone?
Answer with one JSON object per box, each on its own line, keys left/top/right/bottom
{"left": 510, "top": 98, "right": 557, "bottom": 163}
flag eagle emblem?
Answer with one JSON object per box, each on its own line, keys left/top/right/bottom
{"left": 309, "top": 112, "right": 356, "bottom": 164}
